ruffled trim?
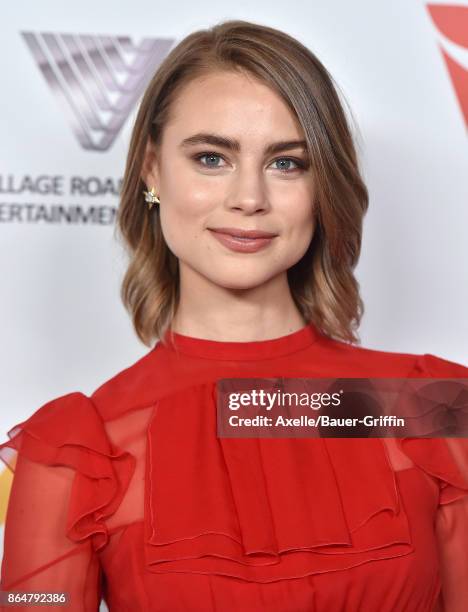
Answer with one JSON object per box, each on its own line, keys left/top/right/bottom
{"left": 0, "top": 392, "right": 136, "bottom": 552}
{"left": 395, "top": 353, "right": 468, "bottom": 506}
{"left": 395, "top": 437, "right": 468, "bottom": 505}
{"left": 144, "top": 381, "right": 445, "bottom": 583}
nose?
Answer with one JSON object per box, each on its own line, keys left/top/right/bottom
{"left": 225, "top": 164, "right": 270, "bottom": 214}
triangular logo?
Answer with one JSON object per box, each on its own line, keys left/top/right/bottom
{"left": 427, "top": 4, "right": 468, "bottom": 130}
{"left": 22, "top": 32, "right": 174, "bottom": 151}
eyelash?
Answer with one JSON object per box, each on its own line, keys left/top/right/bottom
{"left": 192, "top": 152, "right": 307, "bottom": 173}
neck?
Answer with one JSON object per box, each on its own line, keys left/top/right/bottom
{"left": 171, "top": 266, "right": 306, "bottom": 342}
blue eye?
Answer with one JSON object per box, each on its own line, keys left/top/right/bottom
{"left": 193, "top": 152, "right": 306, "bottom": 173}
{"left": 272, "top": 158, "right": 300, "bottom": 171}
{"left": 197, "top": 153, "right": 224, "bottom": 168}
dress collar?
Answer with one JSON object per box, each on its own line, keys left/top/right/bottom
{"left": 160, "top": 322, "right": 321, "bottom": 361}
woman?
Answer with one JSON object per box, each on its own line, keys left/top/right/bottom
{"left": 1, "top": 19, "right": 467, "bottom": 612}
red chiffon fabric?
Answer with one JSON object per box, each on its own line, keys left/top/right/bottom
{"left": 1, "top": 322, "right": 467, "bottom": 611}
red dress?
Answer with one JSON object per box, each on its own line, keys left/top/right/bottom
{"left": 1, "top": 322, "right": 468, "bottom": 611}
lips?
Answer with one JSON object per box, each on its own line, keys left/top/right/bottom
{"left": 208, "top": 227, "right": 278, "bottom": 239}
{"left": 208, "top": 228, "right": 276, "bottom": 253}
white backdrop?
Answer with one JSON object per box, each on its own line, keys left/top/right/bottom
{"left": 1, "top": 1, "right": 467, "bottom": 601}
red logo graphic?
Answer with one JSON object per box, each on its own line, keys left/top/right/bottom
{"left": 427, "top": 4, "right": 468, "bottom": 129}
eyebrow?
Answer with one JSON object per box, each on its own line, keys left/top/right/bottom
{"left": 179, "top": 132, "right": 307, "bottom": 156}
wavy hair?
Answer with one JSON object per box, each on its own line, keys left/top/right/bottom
{"left": 115, "top": 19, "right": 369, "bottom": 347}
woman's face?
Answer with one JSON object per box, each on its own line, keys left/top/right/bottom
{"left": 143, "top": 69, "right": 316, "bottom": 292}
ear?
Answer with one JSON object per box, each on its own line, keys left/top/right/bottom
{"left": 141, "top": 139, "right": 160, "bottom": 189}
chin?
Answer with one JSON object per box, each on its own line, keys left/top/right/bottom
{"left": 208, "top": 273, "right": 278, "bottom": 292}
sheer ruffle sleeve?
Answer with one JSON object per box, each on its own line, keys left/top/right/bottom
{"left": 397, "top": 353, "right": 468, "bottom": 611}
{"left": 0, "top": 392, "right": 135, "bottom": 611}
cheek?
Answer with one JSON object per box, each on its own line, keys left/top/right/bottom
{"left": 162, "top": 162, "right": 215, "bottom": 219}
{"left": 283, "top": 191, "right": 316, "bottom": 237}
{"left": 157, "top": 184, "right": 213, "bottom": 253}
{"left": 279, "top": 196, "right": 316, "bottom": 261}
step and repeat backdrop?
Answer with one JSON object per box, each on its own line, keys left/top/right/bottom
{"left": 1, "top": 0, "right": 467, "bottom": 600}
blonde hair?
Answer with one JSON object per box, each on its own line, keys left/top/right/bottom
{"left": 115, "top": 19, "right": 369, "bottom": 347}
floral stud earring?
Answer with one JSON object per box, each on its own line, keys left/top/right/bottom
{"left": 143, "top": 187, "right": 161, "bottom": 210}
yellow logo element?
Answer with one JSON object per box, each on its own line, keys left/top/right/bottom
{"left": 0, "top": 463, "right": 15, "bottom": 525}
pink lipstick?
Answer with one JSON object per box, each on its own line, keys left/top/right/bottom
{"left": 208, "top": 228, "right": 277, "bottom": 253}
